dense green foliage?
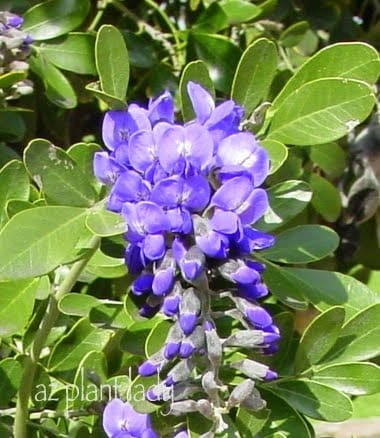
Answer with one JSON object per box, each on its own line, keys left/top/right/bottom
{"left": 0, "top": 0, "right": 380, "bottom": 437}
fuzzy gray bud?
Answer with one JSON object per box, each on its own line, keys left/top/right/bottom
{"left": 228, "top": 379, "right": 255, "bottom": 407}
{"left": 230, "top": 359, "right": 269, "bottom": 380}
{"left": 223, "top": 330, "right": 264, "bottom": 348}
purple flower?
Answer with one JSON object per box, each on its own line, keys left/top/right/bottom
{"left": 103, "top": 398, "right": 158, "bottom": 438}
{"left": 95, "top": 82, "right": 280, "bottom": 415}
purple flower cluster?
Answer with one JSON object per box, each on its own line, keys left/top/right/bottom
{"left": 96, "top": 82, "right": 279, "bottom": 432}
{"left": 0, "top": 11, "right": 33, "bottom": 101}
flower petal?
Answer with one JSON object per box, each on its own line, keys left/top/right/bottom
{"left": 129, "top": 130, "right": 157, "bottom": 173}
{"left": 93, "top": 152, "right": 123, "bottom": 185}
{"left": 136, "top": 201, "right": 170, "bottom": 234}
{"left": 123, "top": 402, "right": 151, "bottom": 435}
{"left": 236, "top": 188, "right": 268, "bottom": 225}
{"left": 150, "top": 176, "right": 183, "bottom": 208}
{"left": 182, "top": 175, "right": 210, "bottom": 212}
{"left": 142, "top": 234, "right": 166, "bottom": 260}
{"left": 187, "top": 81, "right": 214, "bottom": 124}
{"left": 103, "top": 398, "right": 125, "bottom": 437}
{"left": 211, "top": 176, "right": 253, "bottom": 211}
{"left": 210, "top": 209, "right": 240, "bottom": 234}
{"left": 148, "top": 90, "right": 174, "bottom": 124}
{"left": 112, "top": 170, "right": 150, "bottom": 203}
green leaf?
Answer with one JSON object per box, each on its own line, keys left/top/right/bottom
{"left": 179, "top": 60, "right": 215, "bottom": 122}
{"left": 263, "top": 264, "right": 308, "bottom": 309}
{"left": 0, "top": 206, "right": 88, "bottom": 281}
{"left": 129, "top": 374, "right": 161, "bottom": 414}
{"left": 145, "top": 319, "right": 172, "bottom": 357}
{"left": 295, "top": 306, "right": 345, "bottom": 372}
{"left": 0, "top": 279, "right": 39, "bottom": 336}
{"left": 58, "top": 293, "right": 100, "bottom": 317}
{"left": 35, "top": 275, "right": 51, "bottom": 300}
{"left": 85, "top": 81, "right": 127, "bottom": 110}
{"left": 6, "top": 200, "right": 35, "bottom": 219}
{"left": 272, "top": 380, "right": 353, "bottom": 421}
{"left": 220, "top": 0, "right": 261, "bottom": 24}
{"left": 0, "top": 358, "right": 22, "bottom": 406}
{"left": 309, "top": 173, "right": 341, "bottom": 222}
{"left": 235, "top": 408, "right": 269, "bottom": 437}
{"left": 309, "top": 142, "right": 346, "bottom": 178}
{"left": 260, "top": 139, "right": 288, "bottom": 175}
{"left": 256, "top": 180, "right": 312, "bottom": 232}
{"left": 86, "top": 249, "right": 127, "bottom": 279}
{"left": 0, "top": 160, "right": 30, "bottom": 228}
{"left": 67, "top": 142, "right": 102, "bottom": 188}
{"left": 231, "top": 38, "right": 277, "bottom": 114}
{"left": 194, "top": 2, "right": 228, "bottom": 33}
{"left": 326, "top": 303, "right": 380, "bottom": 363}
{"left": 95, "top": 25, "right": 129, "bottom": 101}
{"left": 85, "top": 209, "right": 126, "bottom": 237}
{"left": 71, "top": 351, "right": 107, "bottom": 409}
{"left": 90, "top": 302, "right": 132, "bottom": 329}
{"left": 262, "top": 225, "right": 339, "bottom": 263}
{"left": 260, "top": 390, "right": 313, "bottom": 438}
{"left": 0, "top": 71, "right": 27, "bottom": 89}
{"left": 24, "top": 139, "right": 97, "bottom": 207}
{"left": 281, "top": 268, "right": 380, "bottom": 320}
{"left": 273, "top": 42, "right": 380, "bottom": 108}
{"left": 271, "top": 312, "right": 297, "bottom": 373}
{"left": 0, "top": 143, "right": 20, "bottom": 167}
{"left": 24, "top": 0, "right": 90, "bottom": 40}
{"left": 124, "top": 32, "right": 158, "bottom": 69}
{"left": 268, "top": 78, "right": 376, "bottom": 145}
{"left": 48, "top": 318, "right": 112, "bottom": 373}
{"left": 189, "top": 33, "right": 241, "bottom": 93}
{"left": 187, "top": 412, "right": 214, "bottom": 437}
{"left": 279, "top": 21, "right": 310, "bottom": 48}
{"left": 120, "top": 318, "right": 159, "bottom": 356}
{"left": 352, "top": 392, "right": 380, "bottom": 418}
{"left": 0, "top": 110, "right": 26, "bottom": 142}
{"left": 313, "top": 362, "right": 380, "bottom": 395}
{"left": 30, "top": 54, "right": 77, "bottom": 109}
{"left": 39, "top": 32, "right": 96, "bottom": 75}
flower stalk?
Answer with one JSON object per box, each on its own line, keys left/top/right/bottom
{"left": 14, "top": 236, "right": 100, "bottom": 438}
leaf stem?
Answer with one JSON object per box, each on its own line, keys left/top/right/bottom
{"left": 143, "top": 0, "right": 182, "bottom": 61}
{"left": 111, "top": 0, "right": 183, "bottom": 71}
{"left": 13, "top": 236, "right": 100, "bottom": 438}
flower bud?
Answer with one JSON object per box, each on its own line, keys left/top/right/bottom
{"left": 241, "top": 388, "right": 266, "bottom": 411}
{"left": 201, "top": 371, "right": 219, "bottom": 399}
{"left": 223, "top": 330, "right": 264, "bottom": 348}
{"left": 230, "top": 359, "right": 270, "bottom": 380}
{"left": 169, "top": 400, "right": 198, "bottom": 416}
{"left": 196, "top": 399, "right": 213, "bottom": 419}
{"left": 163, "top": 323, "right": 183, "bottom": 359}
{"left": 152, "top": 250, "right": 176, "bottom": 296}
{"left": 179, "top": 288, "right": 200, "bottom": 335}
{"left": 205, "top": 326, "right": 222, "bottom": 367}
{"left": 165, "top": 359, "right": 194, "bottom": 386}
{"left": 228, "top": 379, "right": 255, "bottom": 407}
{"left": 179, "top": 326, "right": 204, "bottom": 358}
{"left": 162, "top": 282, "right": 183, "bottom": 316}
{"left": 132, "top": 272, "right": 154, "bottom": 296}
{"left": 138, "top": 351, "right": 165, "bottom": 377}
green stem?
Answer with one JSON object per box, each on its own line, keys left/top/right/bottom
{"left": 143, "top": 0, "right": 182, "bottom": 57}
{"left": 14, "top": 236, "right": 100, "bottom": 438}
{"left": 111, "top": 0, "right": 183, "bottom": 71}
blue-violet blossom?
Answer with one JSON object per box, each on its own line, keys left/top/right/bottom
{"left": 103, "top": 398, "right": 158, "bottom": 438}
{"left": 96, "top": 83, "right": 279, "bottom": 431}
